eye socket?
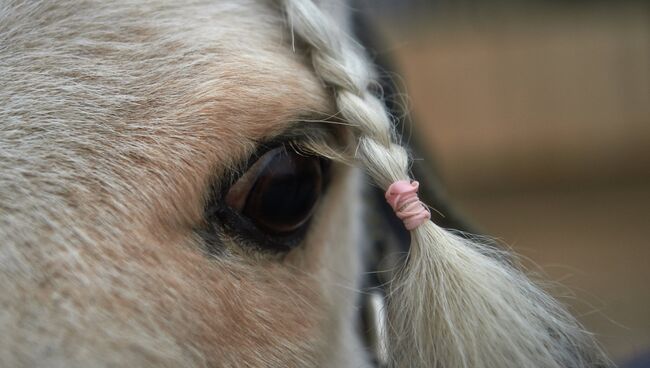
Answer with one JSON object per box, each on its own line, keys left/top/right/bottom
{"left": 224, "top": 146, "right": 327, "bottom": 238}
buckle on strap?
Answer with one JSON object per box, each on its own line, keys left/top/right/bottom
{"left": 362, "top": 288, "right": 389, "bottom": 367}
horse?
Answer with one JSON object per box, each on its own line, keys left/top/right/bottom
{"left": 0, "top": 0, "right": 612, "bottom": 367}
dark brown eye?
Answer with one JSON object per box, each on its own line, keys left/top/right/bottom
{"left": 225, "top": 146, "right": 325, "bottom": 236}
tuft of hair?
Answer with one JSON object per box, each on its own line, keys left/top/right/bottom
{"left": 279, "top": 0, "right": 614, "bottom": 367}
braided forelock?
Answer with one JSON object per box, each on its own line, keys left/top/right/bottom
{"left": 283, "top": 0, "right": 395, "bottom": 148}
{"left": 278, "top": 1, "right": 613, "bottom": 367}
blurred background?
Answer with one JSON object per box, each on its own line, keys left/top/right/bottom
{"left": 359, "top": 0, "right": 649, "bottom": 365}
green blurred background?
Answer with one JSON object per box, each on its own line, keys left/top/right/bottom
{"left": 361, "top": 0, "right": 649, "bottom": 364}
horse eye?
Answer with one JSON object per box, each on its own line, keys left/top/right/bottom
{"left": 225, "top": 146, "right": 325, "bottom": 236}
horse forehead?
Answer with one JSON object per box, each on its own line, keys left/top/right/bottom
{"left": 1, "top": 0, "right": 327, "bottom": 143}
{"left": 0, "top": 1, "right": 329, "bottom": 226}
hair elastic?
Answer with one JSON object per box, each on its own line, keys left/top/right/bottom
{"left": 385, "top": 180, "right": 431, "bottom": 230}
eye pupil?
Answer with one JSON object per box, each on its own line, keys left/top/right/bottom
{"left": 242, "top": 148, "right": 323, "bottom": 235}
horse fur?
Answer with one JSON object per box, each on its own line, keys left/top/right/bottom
{"left": 0, "top": 1, "right": 367, "bottom": 366}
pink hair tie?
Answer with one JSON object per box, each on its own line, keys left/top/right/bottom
{"left": 385, "top": 180, "right": 431, "bottom": 230}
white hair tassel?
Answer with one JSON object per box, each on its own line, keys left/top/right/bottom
{"left": 280, "top": 1, "right": 612, "bottom": 367}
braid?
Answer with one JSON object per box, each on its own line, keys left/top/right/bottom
{"left": 280, "top": 1, "right": 612, "bottom": 367}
